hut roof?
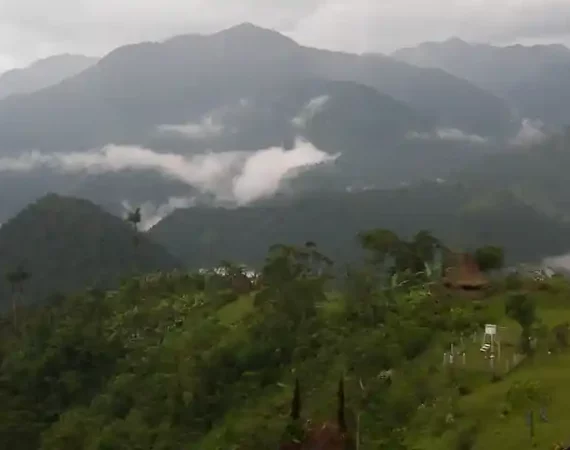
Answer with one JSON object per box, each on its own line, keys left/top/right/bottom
{"left": 443, "top": 252, "right": 488, "bottom": 289}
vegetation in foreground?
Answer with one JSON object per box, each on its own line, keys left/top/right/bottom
{"left": 1, "top": 227, "right": 569, "bottom": 450}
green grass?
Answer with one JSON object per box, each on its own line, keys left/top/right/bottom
{"left": 210, "top": 279, "right": 570, "bottom": 450}
{"left": 461, "top": 352, "right": 570, "bottom": 450}
{"left": 414, "top": 278, "right": 570, "bottom": 450}
{"left": 216, "top": 294, "right": 255, "bottom": 325}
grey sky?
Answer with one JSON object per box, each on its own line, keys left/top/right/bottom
{"left": 0, "top": 0, "right": 569, "bottom": 72}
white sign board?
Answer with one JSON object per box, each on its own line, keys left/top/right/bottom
{"left": 485, "top": 324, "right": 497, "bottom": 335}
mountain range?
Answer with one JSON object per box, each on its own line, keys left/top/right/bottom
{"left": 0, "top": 24, "right": 514, "bottom": 156}
{"left": 0, "top": 23, "right": 570, "bottom": 268}
{"left": 0, "top": 54, "right": 98, "bottom": 99}
{"left": 0, "top": 24, "right": 568, "bottom": 307}
{"left": 0, "top": 23, "right": 528, "bottom": 223}
{"left": 149, "top": 182, "right": 570, "bottom": 270}
{"left": 393, "top": 38, "right": 570, "bottom": 126}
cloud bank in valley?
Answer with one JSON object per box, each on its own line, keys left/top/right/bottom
{"left": 292, "top": 95, "right": 330, "bottom": 128}
{"left": 406, "top": 128, "right": 489, "bottom": 144}
{"left": 406, "top": 119, "right": 547, "bottom": 147}
{"left": 0, "top": 139, "right": 339, "bottom": 209}
{"left": 156, "top": 99, "right": 252, "bottom": 139}
{"left": 157, "top": 115, "right": 225, "bottom": 139}
{"left": 509, "top": 118, "right": 546, "bottom": 147}
{"left": 122, "top": 196, "right": 197, "bottom": 231}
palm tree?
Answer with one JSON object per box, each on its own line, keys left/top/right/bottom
{"left": 125, "top": 207, "right": 142, "bottom": 273}
{"left": 126, "top": 206, "right": 142, "bottom": 233}
{"left": 6, "top": 265, "right": 31, "bottom": 330}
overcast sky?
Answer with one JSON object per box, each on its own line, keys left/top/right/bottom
{"left": 0, "top": 0, "right": 569, "bottom": 72}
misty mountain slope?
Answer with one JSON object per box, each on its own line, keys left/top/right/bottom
{"left": 505, "top": 62, "right": 570, "bottom": 126}
{"left": 149, "top": 183, "right": 570, "bottom": 269}
{"left": 142, "top": 77, "right": 435, "bottom": 153}
{"left": 0, "top": 23, "right": 514, "bottom": 156}
{"left": 392, "top": 38, "right": 570, "bottom": 95}
{"left": 0, "top": 194, "right": 180, "bottom": 310}
{"left": 0, "top": 54, "right": 99, "bottom": 99}
{"left": 0, "top": 74, "right": 495, "bottom": 224}
{"left": 67, "top": 171, "right": 194, "bottom": 218}
{"left": 392, "top": 39, "right": 570, "bottom": 127}
{"left": 453, "top": 129, "right": 570, "bottom": 220}
{"left": 0, "top": 23, "right": 519, "bottom": 227}
{"left": 305, "top": 47, "right": 515, "bottom": 137}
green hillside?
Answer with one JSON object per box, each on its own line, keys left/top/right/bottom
{"left": 2, "top": 227, "right": 570, "bottom": 449}
{"left": 0, "top": 193, "right": 181, "bottom": 310}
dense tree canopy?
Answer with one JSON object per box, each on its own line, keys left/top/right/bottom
{"left": 0, "top": 223, "right": 567, "bottom": 449}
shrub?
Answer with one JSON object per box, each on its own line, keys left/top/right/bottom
{"left": 455, "top": 422, "right": 479, "bottom": 450}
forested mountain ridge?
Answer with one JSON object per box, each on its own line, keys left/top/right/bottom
{"left": 0, "top": 54, "right": 98, "bottom": 99}
{"left": 0, "top": 24, "right": 511, "bottom": 224}
{"left": 454, "top": 129, "right": 570, "bottom": 221}
{"left": 392, "top": 38, "right": 570, "bottom": 127}
{"left": 149, "top": 183, "right": 570, "bottom": 270}
{"left": 392, "top": 38, "right": 570, "bottom": 94}
{"left": 0, "top": 23, "right": 511, "bottom": 156}
{"left": 0, "top": 193, "right": 180, "bottom": 310}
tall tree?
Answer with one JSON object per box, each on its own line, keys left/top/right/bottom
{"left": 291, "top": 378, "right": 301, "bottom": 421}
{"left": 506, "top": 293, "right": 537, "bottom": 354}
{"left": 126, "top": 207, "right": 142, "bottom": 273}
{"left": 337, "top": 377, "right": 346, "bottom": 433}
{"left": 358, "top": 229, "right": 442, "bottom": 279}
{"left": 126, "top": 207, "right": 142, "bottom": 240}
{"left": 6, "top": 265, "right": 31, "bottom": 330}
{"left": 255, "top": 243, "right": 332, "bottom": 324}
{"left": 474, "top": 246, "right": 504, "bottom": 272}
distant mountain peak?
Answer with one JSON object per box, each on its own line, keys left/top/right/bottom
{"left": 29, "top": 53, "right": 98, "bottom": 68}
{"left": 442, "top": 37, "right": 471, "bottom": 47}
{"left": 394, "top": 37, "right": 473, "bottom": 55}
{"left": 213, "top": 22, "right": 297, "bottom": 46}
{"left": 225, "top": 22, "right": 264, "bottom": 32}
{"left": 0, "top": 53, "right": 98, "bottom": 99}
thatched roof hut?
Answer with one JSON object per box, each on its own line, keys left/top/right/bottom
{"left": 443, "top": 252, "right": 489, "bottom": 290}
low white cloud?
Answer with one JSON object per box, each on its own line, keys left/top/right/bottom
{"left": 156, "top": 99, "right": 252, "bottom": 139}
{"left": 435, "top": 128, "right": 488, "bottom": 144}
{"left": 292, "top": 95, "right": 330, "bottom": 128}
{"left": 0, "top": 139, "right": 339, "bottom": 210}
{"left": 542, "top": 253, "right": 570, "bottom": 275}
{"left": 122, "top": 196, "right": 196, "bottom": 230}
{"left": 406, "top": 128, "right": 488, "bottom": 144}
{"left": 233, "top": 144, "right": 337, "bottom": 204}
{"left": 157, "top": 115, "right": 225, "bottom": 139}
{"left": 509, "top": 118, "right": 546, "bottom": 147}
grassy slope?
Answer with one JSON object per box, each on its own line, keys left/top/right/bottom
{"left": 202, "top": 277, "right": 570, "bottom": 449}
{"left": 172, "top": 276, "right": 570, "bottom": 449}
{"left": 414, "top": 276, "right": 570, "bottom": 450}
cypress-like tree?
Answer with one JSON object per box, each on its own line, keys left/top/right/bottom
{"left": 291, "top": 377, "right": 301, "bottom": 420}
{"left": 337, "top": 377, "right": 346, "bottom": 432}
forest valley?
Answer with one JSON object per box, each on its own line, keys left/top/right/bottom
{"left": 1, "top": 228, "right": 569, "bottom": 450}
